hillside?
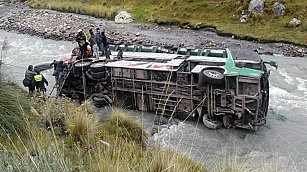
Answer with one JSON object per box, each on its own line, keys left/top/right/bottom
{"left": 28, "top": 0, "right": 307, "bottom": 46}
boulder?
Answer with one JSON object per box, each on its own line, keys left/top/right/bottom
{"left": 114, "top": 11, "right": 133, "bottom": 24}
{"left": 273, "top": 2, "right": 285, "bottom": 16}
{"left": 289, "top": 18, "right": 301, "bottom": 27}
{"left": 248, "top": 0, "right": 264, "bottom": 14}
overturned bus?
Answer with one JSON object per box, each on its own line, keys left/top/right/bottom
{"left": 59, "top": 45, "right": 277, "bottom": 130}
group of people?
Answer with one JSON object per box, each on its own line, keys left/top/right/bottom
{"left": 75, "top": 28, "right": 108, "bottom": 59}
{"left": 22, "top": 28, "right": 108, "bottom": 95}
{"left": 23, "top": 65, "right": 48, "bottom": 94}
{"left": 23, "top": 60, "right": 68, "bottom": 95}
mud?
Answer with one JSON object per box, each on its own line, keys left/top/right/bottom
{"left": 0, "top": 1, "right": 306, "bottom": 57}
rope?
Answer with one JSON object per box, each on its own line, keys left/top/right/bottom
{"left": 81, "top": 54, "right": 86, "bottom": 100}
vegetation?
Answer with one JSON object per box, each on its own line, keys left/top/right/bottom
{"left": 0, "top": 73, "right": 207, "bottom": 171}
{"left": 26, "top": 0, "right": 307, "bottom": 46}
{"left": 0, "top": 74, "right": 32, "bottom": 141}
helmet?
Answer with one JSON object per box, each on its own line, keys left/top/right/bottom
{"left": 77, "top": 29, "right": 83, "bottom": 32}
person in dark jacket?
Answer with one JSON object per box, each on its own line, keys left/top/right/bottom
{"left": 50, "top": 60, "right": 67, "bottom": 84}
{"left": 96, "top": 28, "right": 108, "bottom": 56}
{"left": 96, "top": 28, "right": 103, "bottom": 52}
{"left": 23, "top": 65, "right": 36, "bottom": 93}
{"left": 101, "top": 30, "right": 108, "bottom": 49}
{"left": 78, "top": 39, "right": 92, "bottom": 59}
{"left": 34, "top": 69, "right": 48, "bottom": 93}
{"left": 76, "top": 29, "right": 87, "bottom": 46}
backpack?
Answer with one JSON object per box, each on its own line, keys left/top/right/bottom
{"left": 22, "top": 78, "right": 29, "bottom": 87}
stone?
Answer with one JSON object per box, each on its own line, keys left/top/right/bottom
{"left": 240, "top": 15, "right": 248, "bottom": 23}
{"left": 194, "top": 22, "right": 202, "bottom": 29}
{"left": 114, "top": 11, "right": 133, "bottom": 24}
{"left": 183, "top": 25, "right": 190, "bottom": 29}
{"left": 6, "top": 165, "right": 13, "bottom": 172}
{"left": 273, "top": 2, "right": 285, "bottom": 16}
{"left": 248, "top": 0, "right": 264, "bottom": 14}
{"left": 289, "top": 18, "right": 301, "bottom": 27}
{"left": 297, "top": 48, "right": 305, "bottom": 53}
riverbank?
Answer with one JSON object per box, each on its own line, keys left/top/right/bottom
{"left": 28, "top": 0, "right": 307, "bottom": 46}
{"left": 0, "top": 1, "right": 306, "bottom": 57}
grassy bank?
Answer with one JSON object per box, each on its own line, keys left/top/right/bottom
{"left": 27, "top": 0, "right": 307, "bottom": 46}
{"left": 0, "top": 73, "right": 33, "bottom": 141}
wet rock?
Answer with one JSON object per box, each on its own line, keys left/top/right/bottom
{"left": 150, "top": 124, "right": 168, "bottom": 136}
{"left": 248, "top": 0, "right": 264, "bottom": 14}
{"left": 240, "top": 15, "right": 248, "bottom": 23}
{"left": 264, "top": 49, "right": 274, "bottom": 55}
{"left": 114, "top": 11, "right": 133, "bottom": 24}
{"left": 297, "top": 48, "right": 305, "bottom": 54}
{"left": 273, "top": 2, "right": 285, "bottom": 16}
{"left": 289, "top": 18, "right": 301, "bottom": 27}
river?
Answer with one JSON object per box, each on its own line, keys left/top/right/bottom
{"left": 1, "top": 29, "right": 306, "bottom": 171}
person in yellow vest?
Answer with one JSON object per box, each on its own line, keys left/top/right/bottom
{"left": 34, "top": 69, "right": 48, "bottom": 93}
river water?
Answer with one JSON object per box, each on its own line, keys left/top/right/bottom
{"left": 1, "top": 29, "right": 306, "bottom": 171}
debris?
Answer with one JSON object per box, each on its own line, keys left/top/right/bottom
{"left": 99, "top": 140, "right": 110, "bottom": 147}
{"left": 289, "top": 18, "right": 301, "bottom": 27}
{"left": 240, "top": 15, "right": 248, "bottom": 23}
{"left": 194, "top": 22, "right": 202, "bottom": 29}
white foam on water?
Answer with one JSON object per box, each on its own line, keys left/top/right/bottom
{"left": 152, "top": 122, "right": 196, "bottom": 148}
{"left": 296, "top": 77, "right": 307, "bottom": 97}
{"left": 270, "top": 85, "right": 307, "bottom": 117}
{"left": 278, "top": 68, "right": 295, "bottom": 84}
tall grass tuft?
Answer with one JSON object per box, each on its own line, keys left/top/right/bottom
{"left": 102, "top": 107, "right": 148, "bottom": 147}
{"left": 149, "top": 150, "right": 207, "bottom": 172}
{"left": 0, "top": 75, "right": 32, "bottom": 140}
{"left": 65, "top": 100, "right": 100, "bottom": 145}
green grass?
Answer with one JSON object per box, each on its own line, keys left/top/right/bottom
{"left": 0, "top": 74, "right": 33, "bottom": 141}
{"left": 27, "top": 0, "right": 307, "bottom": 46}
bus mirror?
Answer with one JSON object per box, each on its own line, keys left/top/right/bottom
{"left": 264, "top": 60, "right": 278, "bottom": 69}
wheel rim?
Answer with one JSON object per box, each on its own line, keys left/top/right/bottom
{"left": 204, "top": 69, "right": 224, "bottom": 80}
{"left": 207, "top": 70, "right": 220, "bottom": 78}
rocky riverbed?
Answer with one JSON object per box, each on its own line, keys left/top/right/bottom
{"left": 0, "top": 1, "right": 306, "bottom": 57}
